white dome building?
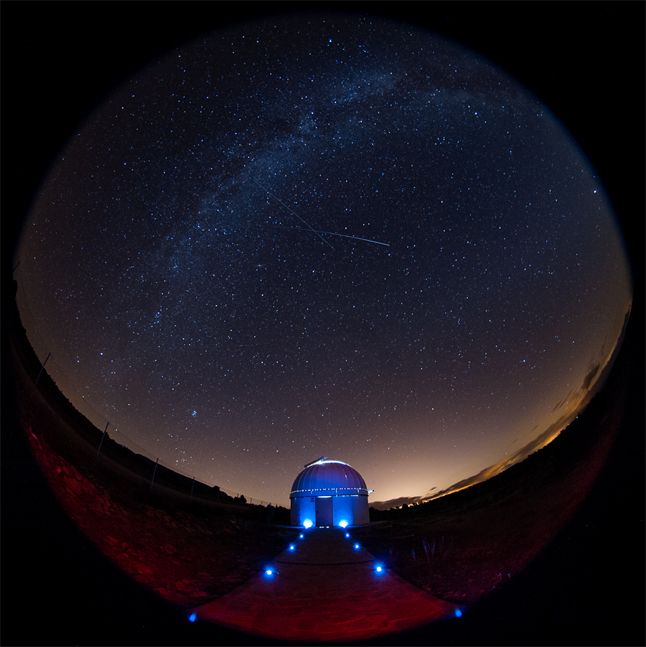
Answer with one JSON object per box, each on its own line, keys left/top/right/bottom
{"left": 290, "top": 457, "right": 371, "bottom": 527}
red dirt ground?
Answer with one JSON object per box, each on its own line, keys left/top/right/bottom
{"left": 23, "top": 423, "right": 288, "bottom": 607}
{"left": 193, "top": 527, "right": 457, "bottom": 642}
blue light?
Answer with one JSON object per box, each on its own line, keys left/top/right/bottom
{"left": 345, "top": 532, "right": 350, "bottom": 538}
{"left": 264, "top": 567, "right": 275, "bottom": 576}
{"left": 288, "top": 543, "right": 296, "bottom": 551}
{"left": 353, "top": 543, "right": 361, "bottom": 550}
{"left": 303, "top": 519, "right": 313, "bottom": 529}
{"left": 188, "top": 612, "right": 197, "bottom": 623}
{"left": 454, "top": 608, "right": 463, "bottom": 618}
{"left": 339, "top": 520, "right": 349, "bottom": 528}
{"left": 299, "top": 533, "right": 304, "bottom": 539}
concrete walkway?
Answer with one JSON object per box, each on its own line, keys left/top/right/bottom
{"left": 191, "top": 527, "right": 457, "bottom": 642}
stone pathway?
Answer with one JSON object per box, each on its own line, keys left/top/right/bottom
{"left": 191, "top": 527, "right": 457, "bottom": 642}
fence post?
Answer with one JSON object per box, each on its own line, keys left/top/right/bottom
{"left": 150, "top": 458, "right": 159, "bottom": 489}
{"left": 35, "top": 352, "right": 51, "bottom": 385}
{"left": 96, "top": 421, "right": 110, "bottom": 457}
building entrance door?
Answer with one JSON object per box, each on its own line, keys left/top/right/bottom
{"left": 315, "top": 496, "right": 333, "bottom": 526}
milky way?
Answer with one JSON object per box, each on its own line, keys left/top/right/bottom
{"left": 16, "top": 14, "right": 631, "bottom": 505}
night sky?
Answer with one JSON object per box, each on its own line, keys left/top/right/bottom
{"left": 16, "top": 14, "right": 631, "bottom": 506}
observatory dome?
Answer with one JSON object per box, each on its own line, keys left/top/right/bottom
{"left": 291, "top": 457, "right": 369, "bottom": 496}
{"left": 290, "top": 457, "right": 370, "bottom": 527}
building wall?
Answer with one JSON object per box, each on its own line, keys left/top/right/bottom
{"left": 331, "top": 494, "right": 369, "bottom": 526}
{"left": 291, "top": 496, "right": 316, "bottom": 526}
{"left": 291, "top": 494, "right": 369, "bottom": 527}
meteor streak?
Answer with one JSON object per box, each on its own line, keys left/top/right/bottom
{"left": 251, "top": 178, "right": 390, "bottom": 248}
{"left": 251, "top": 179, "right": 334, "bottom": 249}
{"left": 290, "top": 225, "right": 390, "bottom": 248}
